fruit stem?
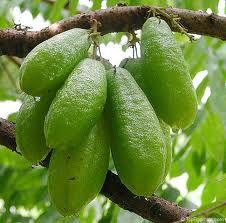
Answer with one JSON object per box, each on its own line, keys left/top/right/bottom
{"left": 126, "top": 31, "right": 140, "bottom": 58}
{"left": 147, "top": 7, "right": 195, "bottom": 42}
{"left": 89, "top": 19, "right": 102, "bottom": 60}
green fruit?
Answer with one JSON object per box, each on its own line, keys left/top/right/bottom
{"left": 16, "top": 94, "right": 54, "bottom": 163}
{"left": 159, "top": 119, "right": 172, "bottom": 180}
{"left": 48, "top": 122, "right": 109, "bottom": 216}
{"left": 120, "top": 58, "right": 147, "bottom": 92}
{"left": 141, "top": 17, "right": 198, "bottom": 130}
{"left": 106, "top": 67, "right": 166, "bottom": 196}
{"left": 20, "top": 28, "right": 91, "bottom": 96}
{"left": 120, "top": 58, "right": 172, "bottom": 180}
{"left": 45, "top": 58, "right": 107, "bottom": 149}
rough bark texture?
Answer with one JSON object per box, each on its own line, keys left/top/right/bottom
{"left": 0, "top": 6, "right": 226, "bottom": 57}
{"left": 0, "top": 118, "right": 18, "bottom": 153}
{"left": 102, "top": 171, "right": 190, "bottom": 222}
{"left": 0, "top": 118, "right": 191, "bottom": 223}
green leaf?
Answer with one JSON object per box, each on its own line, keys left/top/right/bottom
{"left": 191, "top": 148, "right": 206, "bottom": 176}
{"left": 36, "top": 206, "right": 61, "bottom": 223}
{"left": 92, "top": 0, "right": 102, "bottom": 10}
{"left": 202, "top": 174, "right": 226, "bottom": 205}
{"left": 0, "top": 16, "right": 10, "bottom": 28}
{"left": 190, "top": 200, "right": 226, "bottom": 218}
{"left": 170, "top": 160, "right": 185, "bottom": 178}
{"left": 29, "top": 0, "right": 42, "bottom": 18}
{"left": 12, "top": 186, "right": 48, "bottom": 209}
{"left": 205, "top": 158, "right": 218, "bottom": 177}
{"left": 173, "top": 140, "right": 190, "bottom": 163}
{"left": 7, "top": 112, "right": 18, "bottom": 123}
{"left": 101, "top": 33, "right": 124, "bottom": 45}
{"left": 172, "top": 0, "right": 218, "bottom": 12}
{"left": 196, "top": 75, "right": 209, "bottom": 104}
{"left": 107, "top": 0, "right": 120, "bottom": 7}
{"left": 49, "top": 0, "right": 68, "bottom": 22}
{"left": 183, "top": 38, "right": 208, "bottom": 78}
{"left": 203, "top": 113, "right": 225, "bottom": 162}
{"left": 56, "top": 216, "right": 79, "bottom": 223}
{"left": 129, "top": 0, "right": 167, "bottom": 6}
{"left": 186, "top": 169, "right": 203, "bottom": 192}
{"left": 191, "top": 112, "right": 224, "bottom": 163}
{"left": 39, "top": 2, "right": 54, "bottom": 20}
{"left": 208, "top": 53, "right": 226, "bottom": 130}
{"left": 184, "top": 108, "right": 208, "bottom": 136}
{"left": 14, "top": 168, "right": 47, "bottom": 190}
{"left": 202, "top": 0, "right": 219, "bottom": 12}
{"left": 160, "top": 185, "right": 180, "bottom": 202}
{"left": 99, "top": 202, "right": 119, "bottom": 223}
{"left": 0, "top": 57, "right": 20, "bottom": 101}
{"left": 69, "top": 0, "right": 79, "bottom": 15}
{"left": 184, "top": 149, "right": 204, "bottom": 191}
{"left": 223, "top": 144, "right": 226, "bottom": 173}
{"left": 178, "top": 198, "right": 198, "bottom": 209}
{"left": 0, "top": 147, "right": 30, "bottom": 169}
{"left": 201, "top": 181, "right": 217, "bottom": 204}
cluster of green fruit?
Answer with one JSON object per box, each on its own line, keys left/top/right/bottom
{"left": 16, "top": 17, "right": 197, "bottom": 216}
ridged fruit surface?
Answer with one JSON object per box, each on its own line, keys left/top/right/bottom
{"left": 159, "top": 119, "right": 172, "bottom": 180}
{"left": 120, "top": 58, "right": 146, "bottom": 92}
{"left": 20, "top": 28, "right": 91, "bottom": 96}
{"left": 16, "top": 94, "right": 53, "bottom": 163}
{"left": 121, "top": 58, "right": 172, "bottom": 180}
{"left": 48, "top": 122, "right": 109, "bottom": 216}
{"left": 106, "top": 67, "right": 166, "bottom": 196}
{"left": 141, "top": 17, "right": 198, "bottom": 130}
{"left": 45, "top": 58, "right": 107, "bottom": 149}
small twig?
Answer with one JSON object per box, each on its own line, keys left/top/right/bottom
{"left": 97, "top": 44, "right": 102, "bottom": 58}
{"left": 92, "top": 43, "right": 97, "bottom": 59}
{"left": 134, "top": 45, "right": 138, "bottom": 58}
{"left": 125, "top": 31, "right": 140, "bottom": 58}
{"left": 7, "top": 56, "right": 22, "bottom": 67}
{"left": 148, "top": 7, "right": 195, "bottom": 41}
{"left": 190, "top": 201, "right": 226, "bottom": 218}
{"left": 132, "top": 46, "right": 135, "bottom": 58}
{"left": 89, "top": 19, "right": 102, "bottom": 59}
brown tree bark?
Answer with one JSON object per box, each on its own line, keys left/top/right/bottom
{"left": 0, "top": 6, "right": 226, "bottom": 57}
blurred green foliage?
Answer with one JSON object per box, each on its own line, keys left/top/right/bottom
{"left": 0, "top": 0, "right": 225, "bottom": 222}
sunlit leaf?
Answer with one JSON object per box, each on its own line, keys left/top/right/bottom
{"left": 208, "top": 51, "right": 226, "bottom": 129}
{"left": 92, "top": 0, "right": 102, "bottom": 10}
{"left": 160, "top": 184, "right": 180, "bottom": 202}
{"left": 69, "top": 0, "right": 79, "bottom": 15}
{"left": 202, "top": 174, "right": 226, "bottom": 205}
{"left": 49, "top": 0, "right": 68, "bottom": 22}
{"left": 190, "top": 200, "right": 226, "bottom": 218}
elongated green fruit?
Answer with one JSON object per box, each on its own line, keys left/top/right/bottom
{"left": 120, "top": 58, "right": 146, "bottom": 92}
{"left": 48, "top": 122, "right": 109, "bottom": 216}
{"left": 45, "top": 58, "right": 107, "bottom": 149}
{"left": 20, "top": 28, "right": 91, "bottom": 96}
{"left": 141, "top": 18, "right": 198, "bottom": 130}
{"left": 106, "top": 67, "right": 166, "bottom": 196}
{"left": 16, "top": 94, "right": 54, "bottom": 163}
{"left": 121, "top": 58, "right": 172, "bottom": 180}
{"left": 159, "top": 119, "right": 172, "bottom": 180}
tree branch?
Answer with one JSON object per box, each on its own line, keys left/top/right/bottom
{"left": 0, "top": 117, "right": 191, "bottom": 223}
{"left": 0, "top": 6, "right": 226, "bottom": 57}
